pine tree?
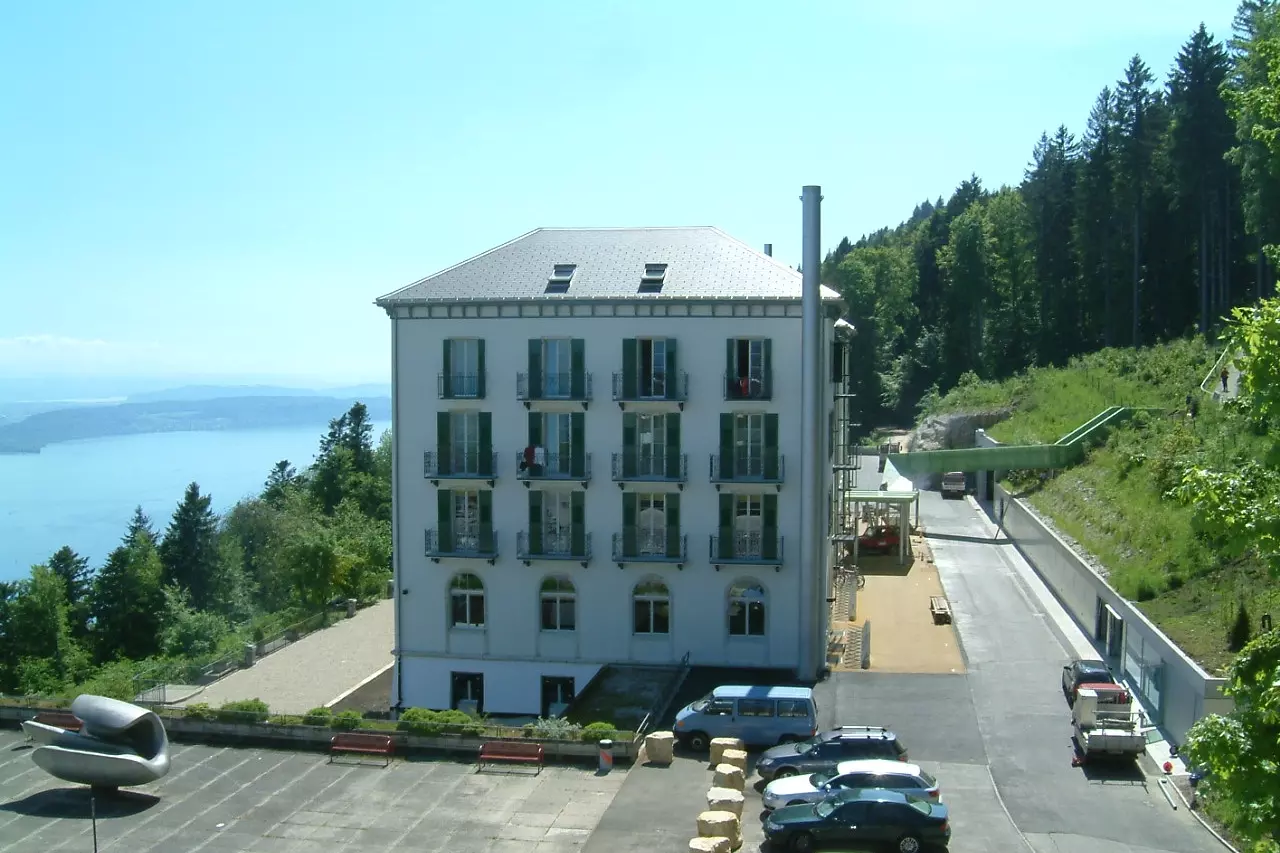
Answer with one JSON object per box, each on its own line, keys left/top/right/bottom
{"left": 89, "top": 537, "right": 164, "bottom": 662}
{"left": 46, "top": 546, "right": 92, "bottom": 638}
{"left": 126, "top": 505, "right": 155, "bottom": 546}
{"left": 263, "top": 460, "right": 300, "bottom": 507}
{"left": 158, "top": 482, "right": 226, "bottom": 612}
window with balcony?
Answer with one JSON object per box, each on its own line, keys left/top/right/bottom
{"left": 714, "top": 412, "right": 780, "bottom": 482}
{"left": 441, "top": 338, "right": 485, "bottom": 398}
{"left": 726, "top": 337, "right": 772, "bottom": 399}
{"left": 618, "top": 412, "right": 682, "bottom": 481}
{"left": 543, "top": 490, "right": 573, "bottom": 553}
{"left": 618, "top": 337, "right": 682, "bottom": 402}
{"left": 433, "top": 411, "right": 493, "bottom": 478}
{"left": 540, "top": 576, "right": 576, "bottom": 631}
{"left": 620, "top": 491, "right": 682, "bottom": 560}
{"left": 727, "top": 580, "right": 767, "bottom": 637}
{"left": 633, "top": 577, "right": 670, "bottom": 635}
{"left": 521, "top": 410, "right": 587, "bottom": 480}
{"left": 433, "top": 488, "right": 495, "bottom": 556}
{"left": 450, "top": 572, "right": 485, "bottom": 628}
{"left": 713, "top": 492, "right": 779, "bottom": 562}
{"left": 636, "top": 494, "right": 666, "bottom": 556}
{"left": 525, "top": 490, "right": 587, "bottom": 560}
{"left": 523, "top": 337, "right": 589, "bottom": 402}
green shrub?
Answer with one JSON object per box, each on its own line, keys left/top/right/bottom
{"left": 184, "top": 702, "right": 214, "bottom": 721}
{"left": 303, "top": 707, "right": 333, "bottom": 727}
{"left": 396, "top": 707, "right": 440, "bottom": 736}
{"left": 435, "top": 709, "right": 484, "bottom": 736}
{"left": 523, "top": 716, "right": 582, "bottom": 740}
{"left": 330, "top": 710, "right": 363, "bottom": 731}
{"left": 580, "top": 721, "right": 618, "bottom": 742}
{"left": 216, "top": 699, "right": 270, "bottom": 723}
{"left": 396, "top": 707, "right": 484, "bottom": 736}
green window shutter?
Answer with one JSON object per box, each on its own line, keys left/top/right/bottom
{"left": 570, "top": 412, "right": 585, "bottom": 478}
{"left": 437, "top": 489, "right": 453, "bottom": 553}
{"left": 717, "top": 493, "right": 735, "bottom": 560}
{"left": 571, "top": 491, "right": 586, "bottom": 557}
{"left": 665, "top": 413, "right": 681, "bottom": 479}
{"left": 763, "top": 493, "right": 778, "bottom": 560}
{"left": 622, "top": 413, "right": 637, "bottom": 478}
{"left": 528, "top": 411, "right": 543, "bottom": 447}
{"left": 478, "top": 491, "right": 494, "bottom": 553}
{"left": 437, "top": 412, "right": 452, "bottom": 476}
{"left": 718, "top": 413, "right": 734, "bottom": 481}
{"left": 764, "top": 413, "right": 779, "bottom": 480}
{"left": 763, "top": 338, "right": 773, "bottom": 397}
{"left": 477, "top": 339, "right": 487, "bottom": 398}
{"left": 570, "top": 338, "right": 586, "bottom": 399}
{"left": 528, "top": 490, "right": 543, "bottom": 555}
{"left": 665, "top": 338, "right": 678, "bottom": 400}
{"left": 666, "top": 492, "right": 681, "bottom": 558}
{"left": 478, "top": 413, "right": 492, "bottom": 476}
{"left": 622, "top": 493, "right": 638, "bottom": 557}
{"left": 527, "top": 339, "right": 542, "bottom": 399}
{"left": 622, "top": 338, "right": 638, "bottom": 399}
{"left": 441, "top": 340, "right": 453, "bottom": 398}
{"left": 725, "top": 338, "right": 736, "bottom": 393}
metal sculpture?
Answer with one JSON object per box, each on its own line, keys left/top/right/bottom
{"left": 22, "top": 695, "right": 171, "bottom": 788}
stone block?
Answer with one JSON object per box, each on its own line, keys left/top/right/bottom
{"left": 720, "top": 748, "right": 748, "bottom": 773}
{"left": 644, "top": 731, "right": 675, "bottom": 765}
{"left": 688, "top": 837, "right": 731, "bottom": 853}
{"left": 696, "top": 810, "right": 741, "bottom": 850}
{"left": 710, "top": 737, "right": 744, "bottom": 765}
{"left": 706, "top": 786, "right": 744, "bottom": 817}
{"left": 713, "top": 763, "right": 745, "bottom": 790}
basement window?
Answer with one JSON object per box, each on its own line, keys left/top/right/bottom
{"left": 639, "top": 263, "right": 667, "bottom": 292}
{"left": 546, "top": 264, "right": 576, "bottom": 293}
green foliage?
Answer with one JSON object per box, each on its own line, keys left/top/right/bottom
{"left": 88, "top": 534, "right": 165, "bottom": 663}
{"left": 302, "top": 707, "right": 333, "bottom": 726}
{"left": 71, "top": 659, "right": 145, "bottom": 702}
{"left": 1182, "top": 629, "right": 1280, "bottom": 847}
{"left": 216, "top": 699, "right": 270, "bottom": 723}
{"left": 1169, "top": 461, "right": 1280, "bottom": 577}
{"left": 159, "top": 482, "right": 242, "bottom": 616}
{"left": 580, "top": 721, "right": 619, "bottom": 742}
{"left": 184, "top": 702, "right": 214, "bottom": 721}
{"left": 330, "top": 710, "right": 363, "bottom": 731}
{"left": 159, "top": 586, "right": 230, "bottom": 658}
{"left": 523, "top": 716, "right": 583, "bottom": 740}
{"left": 395, "top": 707, "right": 484, "bottom": 737}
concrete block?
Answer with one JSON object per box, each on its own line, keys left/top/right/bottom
{"left": 720, "top": 748, "right": 748, "bottom": 773}
{"left": 706, "top": 786, "right": 745, "bottom": 817}
{"left": 696, "top": 811, "right": 741, "bottom": 850}
{"left": 689, "top": 837, "right": 731, "bottom": 853}
{"left": 644, "top": 731, "right": 675, "bottom": 765}
{"left": 713, "top": 764, "right": 745, "bottom": 790}
{"left": 710, "top": 737, "right": 744, "bottom": 765}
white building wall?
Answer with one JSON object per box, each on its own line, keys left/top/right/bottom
{"left": 392, "top": 311, "right": 834, "bottom": 714}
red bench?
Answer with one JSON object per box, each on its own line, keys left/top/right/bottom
{"left": 329, "top": 732, "right": 394, "bottom": 766}
{"left": 478, "top": 740, "right": 544, "bottom": 773}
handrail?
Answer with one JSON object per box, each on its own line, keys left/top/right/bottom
{"left": 1200, "top": 347, "right": 1238, "bottom": 395}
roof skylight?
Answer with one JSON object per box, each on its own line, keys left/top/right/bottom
{"left": 639, "top": 263, "right": 667, "bottom": 292}
{"left": 546, "top": 263, "right": 576, "bottom": 293}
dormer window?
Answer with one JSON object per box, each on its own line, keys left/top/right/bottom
{"left": 546, "top": 264, "right": 576, "bottom": 293}
{"left": 639, "top": 263, "right": 667, "bottom": 292}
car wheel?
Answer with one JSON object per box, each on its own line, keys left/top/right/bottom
{"left": 772, "top": 766, "right": 798, "bottom": 779}
{"left": 897, "top": 834, "right": 922, "bottom": 853}
{"left": 790, "top": 832, "right": 815, "bottom": 853}
{"left": 687, "top": 731, "right": 710, "bottom": 752}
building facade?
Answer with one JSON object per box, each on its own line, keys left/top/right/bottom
{"left": 376, "top": 227, "right": 843, "bottom": 716}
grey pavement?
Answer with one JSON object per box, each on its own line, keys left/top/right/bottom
{"left": 184, "top": 600, "right": 394, "bottom": 714}
{"left": 0, "top": 731, "right": 624, "bottom": 853}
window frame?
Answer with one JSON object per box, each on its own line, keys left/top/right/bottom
{"left": 632, "top": 577, "right": 671, "bottom": 635}
{"left": 449, "top": 573, "right": 486, "bottom": 628}
{"left": 539, "top": 576, "right": 576, "bottom": 632}
{"left": 727, "top": 580, "right": 767, "bottom": 637}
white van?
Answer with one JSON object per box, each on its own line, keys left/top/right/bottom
{"left": 673, "top": 685, "right": 818, "bottom": 751}
{"left": 941, "top": 471, "right": 966, "bottom": 499}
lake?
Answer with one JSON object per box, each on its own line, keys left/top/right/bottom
{"left": 0, "top": 422, "right": 391, "bottom": 583}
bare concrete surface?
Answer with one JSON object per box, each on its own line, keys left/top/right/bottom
{"left": 0, "top": 730, "right": 623, "bottom": 853}
{"left": 181, "top": 600, "right": 394, "bottom": 713}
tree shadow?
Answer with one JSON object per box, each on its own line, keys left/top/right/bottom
{"left": 0, "top": 787, "right": 160, "bottom": 819}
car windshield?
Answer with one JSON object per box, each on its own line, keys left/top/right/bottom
{"left": 814, "top": 800, "right": 838, "bottom": 819}
{"left": 690, "top": 696, "right": 711, "bottom": 712}
{"left": 920, "top": 770, "right": 937, "bottom": 786}
{"left": 796, "top": 741, "right": 817, "bottom": 754}
{"left": 811, "top": 772, "right": 834, "bottom": 787}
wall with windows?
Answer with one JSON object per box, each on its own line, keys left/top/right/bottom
{"left": 398, "top": 654, "right": 604, "bottom": 716}
{"left": 391, "top": 309, "right": 836, "bottom": 711}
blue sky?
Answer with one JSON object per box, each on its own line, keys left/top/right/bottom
{"left": 0, "top": 1, "right": 1240, "bottom": 385}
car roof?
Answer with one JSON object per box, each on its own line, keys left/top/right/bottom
{"left": 1074, "top": 659, "right": 1110, "bottom": 670}
{"left": 829, "top": 788, "right": 915, "bottom": 805}
{"left": 834, "top": 759, "right": 922, "bottom": 776}
{"left": 824, "top": 726, "right": 897, "bottom": 741}
{"left": 711, "top": 685, "right": 813, "bottom": 700}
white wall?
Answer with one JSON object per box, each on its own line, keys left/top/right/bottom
{"left": 400, "top": 655, "right": 603, "bottom": 715}
{"left": 391, "top": 311, "right": 835, "bottom": 714}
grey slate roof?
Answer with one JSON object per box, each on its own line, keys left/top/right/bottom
{"left": 375, "top": 226, "right": 842, "bottom": 305}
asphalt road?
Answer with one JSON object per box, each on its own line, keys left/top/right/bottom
{"left": 814, "top": 481, "right": 1221, "bottom": 853}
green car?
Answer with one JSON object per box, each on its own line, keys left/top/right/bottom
{"left": 762, "top": 788, "right": 950, "bottom": 853}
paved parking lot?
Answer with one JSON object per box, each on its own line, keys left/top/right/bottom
{"left": 0, "top": 732, "right": 623, "bottom": 853}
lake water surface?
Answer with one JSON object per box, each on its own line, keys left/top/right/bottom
{"left": 0, "top": 422, "right": 390, "bottom": 583}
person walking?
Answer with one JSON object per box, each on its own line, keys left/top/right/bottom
{"left": 1220, "top": 367, "right": 1230, "bottom": 393}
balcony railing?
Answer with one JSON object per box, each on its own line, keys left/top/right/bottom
{"left": 709, "top": 452, "right": 784, "bottom": 488}
{"left": 424, "top": 450, "right": 497, "bottom": 483}
{"left": 612, "top": 531, "right": 687, "bottom": 566}
{"left": 611, "top": 370, "right": 688, "bottom": 405}
{"left": 724, "top": 371, "right": 772, "bottom": 401}
{"left": 517, "top": 531, "right": 591, "bottom": 566}
{"left": 425, "top": 527, "right": 498, "bottom": 564}
{"left": 709, "top": 531, "right": 783, "bottom": 568}
{"left": 517, "top": 371, "right": 593, "bottom": 406}
{"left": 515, "top": 451, "right": 591, "bottom": 484}
{"left": 611, "top": 450, "right": 688, "bottom": 485}
{"left": 437, "top": 372, "right": 486, "bottom": 399}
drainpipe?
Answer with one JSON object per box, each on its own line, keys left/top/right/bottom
{"left": 390, "top": 315, "right": 405, "bottom": 714}
{"left": 800, "top": 186, "right": 824, "bottom": 681}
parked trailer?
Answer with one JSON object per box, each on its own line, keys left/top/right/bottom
{"left": 1071, "top": 684, "right": 1146, "bottom": 764}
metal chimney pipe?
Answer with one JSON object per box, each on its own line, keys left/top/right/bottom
{"left": 799, "top": 186, "right": 824, "bottom": 681}
{"left": 764, "top": 243, "right": 773, "bottom": 257}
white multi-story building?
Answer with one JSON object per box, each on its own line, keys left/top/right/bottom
{"left": 375, "top": 226, "right": 844, "bottom": 716}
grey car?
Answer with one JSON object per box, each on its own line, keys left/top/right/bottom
{"left": 755, "top": 727, "right": 908, "bottom": 782}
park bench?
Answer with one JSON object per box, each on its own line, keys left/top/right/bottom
{"left": 478, "top": 740, "right": 544, "bottom": 774}
{"left": 329, "top": 732, "right": 394, "bottom": 766}
{"left": 930, "top": 596, "right": 952, "bottom": 625}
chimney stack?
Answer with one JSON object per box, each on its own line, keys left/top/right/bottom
{"left": 764, "top": 243, "right": 773, "bottom": 257}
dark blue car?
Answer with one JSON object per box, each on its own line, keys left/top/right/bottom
{"left": 763, "top": 788, "right": 950, "bottom": 853}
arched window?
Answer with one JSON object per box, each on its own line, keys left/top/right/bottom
{"left": 727, "top": 580, "right": 766, "bottom": 637}
{"left": 540, "top": 576, "right": 576, "bottom": 631}
{"left": 450, "top": 572, "right": 485, "bottom": 628}
{"left": 633, "top": 577, "right": 670, "bottom": 635}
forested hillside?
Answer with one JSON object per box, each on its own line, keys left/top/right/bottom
{"left": 828, "top": 5, "right": 1280, "bottom": 434}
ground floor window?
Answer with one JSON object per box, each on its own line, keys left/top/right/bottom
{"left": 728, "top": 580, "right": 766, "bottom": 636}
{"left": 540, "top": 576, "right": 576, "bottom": 631}
{"left": 450, "top": 572, "right": 485, "bottom": 627}
{"left": 633, "top": 577, "right": 670, "bottom": 634}
{"left": 451, "top": 671, "right": 484, "bottom": 714}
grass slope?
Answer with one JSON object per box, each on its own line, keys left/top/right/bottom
{"left": 926, "top": 338, "right": 1278, "bottom": 674}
